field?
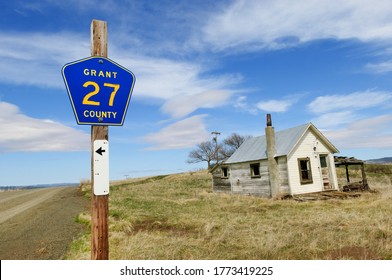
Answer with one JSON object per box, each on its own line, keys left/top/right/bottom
{"left": 66, "top": 164, "right": 392, "bottom": 260}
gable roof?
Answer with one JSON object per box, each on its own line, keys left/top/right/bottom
{"left": 225, "top": 123, "right": 339, "bottom": 164}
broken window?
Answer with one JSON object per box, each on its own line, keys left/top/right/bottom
{"left": 250, "top": 163, "right": 261, "bottom": 178}
{"left": 298, "top": 158, "right": 313, "bottom": 184}
{"left": 221, "top": 167, "right": 229, "bottom": 178}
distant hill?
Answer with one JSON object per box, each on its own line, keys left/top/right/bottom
{"left": 366, "top": 157, "right": 392, "bottom": 164}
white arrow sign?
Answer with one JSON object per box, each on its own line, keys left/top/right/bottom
{"left": 93, "top": 140, "right": 109, "bottom": 195}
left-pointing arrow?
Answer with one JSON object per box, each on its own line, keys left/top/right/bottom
{"left": 96, "top": 147, "right": 106, "bottom": 156}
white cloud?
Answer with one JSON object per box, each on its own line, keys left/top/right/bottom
{"left": 143, "top": 115, "right": 209, "bottom": 150}
{"left": 308, "top": 90, "right": 392, "bottom": 114}
{"left": 363, "top": 40, "right": 392, "bottom": 72}
{"left": 323, "top": 114, "right": 392, "bottom": 149}
{"left": 234, "top": 95, "right": 299, "bottom": 114}
{"left": 308, "top": 90, "right": 392, "bottom": 151}
{"left": 0, "top": 102, "right": 89, "bottom": 152}
{"left": 312, "top": 111, "right": 358, "bottom": 128}
{"left": 201, "top": 0, "right": 392, "bottom": 52}
{"left": 0, "top": 31, "right": 240, "bottom": 98}
{"left": 161, "top": 90, "right": 231, "bottom": 118}
{"left": 257, "top": 99, "right": 293, "bottom": 113}
{"left": 366, "top": 60, "right": 392, "bottom": 73}
{"left": 17, "top": 0, "right": 116, "bottom": 15}
{"left": 114, "top": 54, "right": 242, "bottom": 101}
{"left": 0, "top": 32, "right": 89, "bottom": 88}
{"left": 233, "top": 95, "right": 258, "bottom": 115}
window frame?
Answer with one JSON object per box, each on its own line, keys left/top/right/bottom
{"left": 250, "top": 163, "right": 261, "bottom": 178}
{"left": 319, "top": 154, "right": 328, "bottom": 168}
{"left": 298, "top": 157, "right": 313, "bottom": 185}
{"left": 221, "top": 166, "right": 229, "bottom": 178}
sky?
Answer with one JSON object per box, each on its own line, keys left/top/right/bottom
{"left": 1, "top": 0, "right": 392, "bottom": 186}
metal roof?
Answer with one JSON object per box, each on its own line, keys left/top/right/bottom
{"left": 225, "top": 123, "right": 338, "bottom": 164}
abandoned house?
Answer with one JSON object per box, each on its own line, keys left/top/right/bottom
{"left": 211, "top": 114, "right": 340, "bottom": 198}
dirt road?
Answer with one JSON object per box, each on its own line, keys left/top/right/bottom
{"left": 0, "top": 187, "right": 89, "bottom": 260}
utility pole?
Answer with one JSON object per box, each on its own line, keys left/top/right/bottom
{"left": 62, "top": 19, "right": 135, "bottom": 260}
{"left": 211, "top": 131, "right": 221, "bottom": 165}
{"left": 91, "top": 19, "right": 109, "bottom": 260}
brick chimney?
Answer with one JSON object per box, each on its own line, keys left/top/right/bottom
{"left": 265, "top": 114, "right": 280, "bottom": 198}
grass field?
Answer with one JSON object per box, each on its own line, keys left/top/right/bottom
{"left": 66, "top": 164, "right": 392, "bottom": 260}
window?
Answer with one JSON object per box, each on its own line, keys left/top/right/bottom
{"left": 221, "top": 167, "right": 229, "bottom": 178}
{"left": 250, "top": 163, "right": 261, "bottom": 178}
{"left": 319, "top": 155, "right": 328, "bottom": 168}
{"left": 298, "top": 158, "right": 313, "bottom": 184}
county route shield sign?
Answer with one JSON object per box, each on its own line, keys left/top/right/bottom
{"left": 62, "top": 56, "right": 136, "bottom": 126}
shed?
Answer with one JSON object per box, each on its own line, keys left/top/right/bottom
{"left": 211, "top": 115, "right": 340, "bottom": 198}
{"left": 334, "top": 156, "right": 370, "bottom": 191}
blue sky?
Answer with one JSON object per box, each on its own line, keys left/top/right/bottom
{"left": 1, "top": 0, "right": 392, "bottom": 186}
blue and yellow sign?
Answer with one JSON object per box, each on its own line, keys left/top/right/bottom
{"left": 62, "top": 57, "right": 136, "bottom": 126}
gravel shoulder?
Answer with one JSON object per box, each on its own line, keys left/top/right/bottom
{"left": 0, "top": 187, "right": 89, "bottom": 260}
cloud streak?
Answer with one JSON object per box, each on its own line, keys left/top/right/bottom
{"left": 201, "top": 0, "right": 392, "bottom": 52}
{"left": 143, "top": 115, "right": 210, "bottom": 150}
{"left": 234, "top": 94, "right": 300, "bottom": 114}
{"left": 308, "top": 90, "right": 392, "bottom": 151}
{"left": 0, "top": 30, "right": 242, "bottom": 121}
{"left": 0, "top": 32, "right": 89, "bottom": 88}
{"left": 323, "top": 114, "right": 392, "bottom": 149}
{"left": 0, "top": 102, "right": 89, "bottom": 152}
{"left": 257, "top": 99, "right": 294, "bottom": 113}
{"left": 161, "top": 90, "right": 231, "bottom": 119}
{"left": 308, "top": 90, "right": 392, "bottom": 114}
{"left": 366, "top": 60, "right": 392, "bottom": 73}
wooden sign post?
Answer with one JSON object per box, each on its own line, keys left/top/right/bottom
{"left": 63, "top": 19, "right": 135, "bottom": 260}
{"left": 91, "top": 19, "right": 109, "bottom": 260}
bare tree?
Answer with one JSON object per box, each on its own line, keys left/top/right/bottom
{"left": 187, "top": 140, "right": 216, "bottom": 170}
{"left": 220, "top": 133, "right": 251, "bottom": 159}
{"left": 187, "top": 133, "right": 251, "bottom": 170}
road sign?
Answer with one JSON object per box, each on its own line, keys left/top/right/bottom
{"left": 62, "top": 56, "right": 135, "bottom": 126}
{"left": 93, "top": 140, "right": 109, "bottom": 195}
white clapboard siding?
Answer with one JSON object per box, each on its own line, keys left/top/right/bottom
{"left": 287, "top": 130, "right": 337, "bottom": 195}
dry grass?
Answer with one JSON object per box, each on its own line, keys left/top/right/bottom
{"left": 66, "top": 165, "right": 392, "bottom": 260}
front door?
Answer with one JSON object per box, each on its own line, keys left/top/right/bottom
{"left": 319, "top": 155, "right": 332, "bottom": 190}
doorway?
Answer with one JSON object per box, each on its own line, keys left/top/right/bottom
{"left": 319, "top": 155, "right": 332, "bottom": 190}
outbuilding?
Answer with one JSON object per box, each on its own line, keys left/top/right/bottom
{"left": 211, "top": 115, "right": 340, "bottom": 198}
